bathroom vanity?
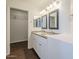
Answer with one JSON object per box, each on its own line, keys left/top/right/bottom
{"left": 31, "top": 31, "right": 73, "bottom": 59}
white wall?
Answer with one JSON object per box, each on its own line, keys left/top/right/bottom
{"left": 6, "top": 0, "right": 40, "bottom": 55}
{"left": 33, "top": 0, "right": 72, "bottom": 34}
{"left": 57, "top": 0, "right": 71, "bottom": 33}
{"left": 6, "top": 2, "right": 10, "bottom": 55}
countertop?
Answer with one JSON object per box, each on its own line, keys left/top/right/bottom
{"left": 32, "top": 31, "right": 73, "bottom": 44}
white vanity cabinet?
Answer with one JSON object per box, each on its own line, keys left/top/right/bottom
{"left": 32, "top": 34, "right": 48, "bottom": 59}
{"left": 47, "top": 37, "right": 73, "bottom": 59}
{"left": 32, "top": 33, "right": 73, "bottom": 59}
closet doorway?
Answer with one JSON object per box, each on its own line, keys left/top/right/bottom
{"left": 10, "top": 8, "right": 28, "bottom": 43}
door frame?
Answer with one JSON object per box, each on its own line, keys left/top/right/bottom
{"left": 10, "top": 7, "right": 28, "bottom": 43}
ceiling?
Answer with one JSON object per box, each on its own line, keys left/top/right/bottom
{"left": 26, "top": 0, "right": 53, "bottom": 11}
{"left": 8, "top": 0, "right": 54, "bottom": 11}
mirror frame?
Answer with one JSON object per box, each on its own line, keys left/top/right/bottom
{"left": 49, "top": 9, "right": 59, "bottom": 29}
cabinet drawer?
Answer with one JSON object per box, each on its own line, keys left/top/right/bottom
{"left": 32, "top": 34, "right": 48, "bottom": 59}
{"left": 39, "top": 37, "right": 47, "bottom": 46}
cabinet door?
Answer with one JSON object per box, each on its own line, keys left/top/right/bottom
{"left": 48, "top": 38, "right": 60, "bottom": 59}
{"left": 33, "top": 35, "right": 39, "bottom": 53}
{"left": 32, "top": 34, "right": 48, "bottom": 59}
{"left": 36, "top": 38, "right": 42, "bottom": 58}
{"left": 32, "top": 34, "right": 36, "bottom": 50}
{"left": 32, "top": 34, "right": 42, "bottom": 58}
{"left": 47, "top": 38, "right": 73, "bottom": 59}
{"left": 31, "top": 34, "right": 34, "bottom": 48}
{"left": 37, "top": 36, "right": 48, "bottom": 59}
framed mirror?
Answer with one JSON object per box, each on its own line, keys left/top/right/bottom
{"left": 49, "top": 9, "right": 59, "bottom": 29}
{"left": 42, "top": 15, "right": 47, "bottom": 29}
{"left": 33, "top": 19, "right": 37, "bottom": 27}
{"left": 39, "top": 17, "right": 42, "bottom": 27}
{"left": 36, "top": 18, "right": 39, "bottom": 27}
{"left": 33, "top": 18, "right": 42, "bottom": 27}
{"left": 35, "top": 18, "right": 40, "bottom": 27}
{"left": 37, "top": 18, "right": 41, "bottom": 27}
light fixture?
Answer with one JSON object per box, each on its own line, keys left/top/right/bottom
{"left": 40, "top": 9, "right": 46, "bottom": 14}
{"left": 53, "top": 0, "right": 61, "bottom": 9}
{"left": 33, "top": 16, "right": 39, "bottom": 19}
{"left": 49, "top": 4, "right": 53, "bottom": 9}
{"left": 46, "top": 6, "right": 50, "bottom": 10}
{"left": 53, "top": 1, "right": 57, "bottom": 7}
{"left": 40, "top": 0, "right": 61, "bottom": 15}
{"left": 46, "top": 4, "right": 53, "bottom": 11}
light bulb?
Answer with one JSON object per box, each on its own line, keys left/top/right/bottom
{"left": 49, "top": 4, "right": 53, "bottom": 8}
{"left": 40, "top": 10, "right": 46, "bottom": 14}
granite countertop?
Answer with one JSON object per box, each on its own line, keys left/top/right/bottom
{"left": 32, "top": 31, "right": 48, "bottom": 39}
{"left": 32, "top": 31, "right": 73, "bottom": 44}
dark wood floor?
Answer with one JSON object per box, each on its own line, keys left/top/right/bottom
{"left": 6, "top": 41, "right": 40, "bottom": 59}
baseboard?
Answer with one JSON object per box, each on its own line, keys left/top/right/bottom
{"left": 10, "top": 40, "right": 28, "bottom": 44}
{"left": 28, "top": 46, "right": 33, "bottom": 49}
